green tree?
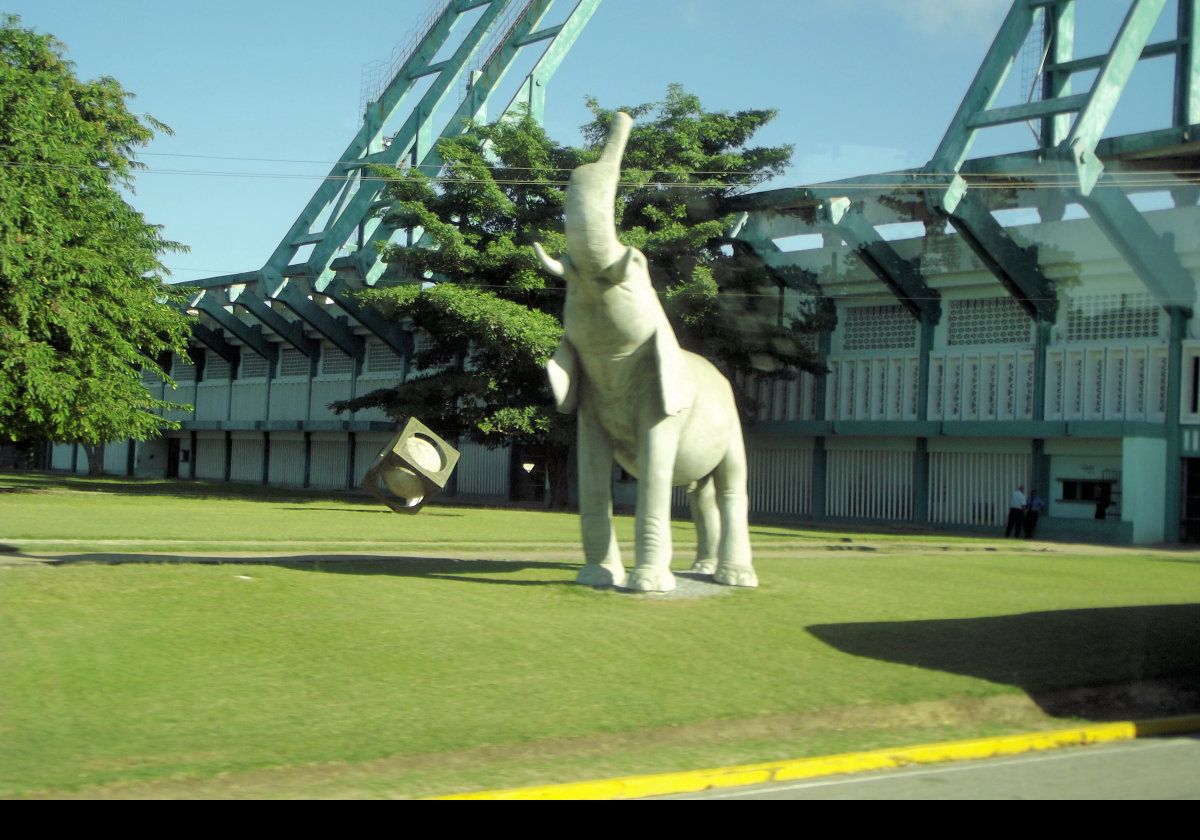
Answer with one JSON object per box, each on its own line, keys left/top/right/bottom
{"left": 339, "top": 86, "right": 818, "bottom": 507}
{"left": 0, "top": 17, "right": 191, "bottom": 474}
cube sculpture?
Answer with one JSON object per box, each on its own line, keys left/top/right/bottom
{"left": 361, "top": 418, "right": 460, "bottom": 514}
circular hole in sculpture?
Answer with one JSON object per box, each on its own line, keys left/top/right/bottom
{"left": 382, "top": 465, "right": 426, "bottom": 501}
{"left": 405, "top": 435, "right": 444, "bottom": 472}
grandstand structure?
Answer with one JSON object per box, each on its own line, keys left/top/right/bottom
{"left": 51, "top": 0, "right": 1200, "bottom": 543}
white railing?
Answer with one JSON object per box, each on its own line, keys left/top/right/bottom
{"left": 747, "top": 444, "right": 813, "bottom": 515}
{"left": 737, "top": 372, "right": 820, "bottom": 422}
{"left": 928, "top": 349, "right": 1036, "bottom": 421}
{"left": 825, "top": 354, "right": 921, "bottom": 421}
{"left": 928, "top": 451, "right": 1030, "bottom": 527}
{"left": 826, "top": 448, "right": 914, "bottom": 519}
{"left": 1044, "top": 343, "right": 1169, "bottom": 422}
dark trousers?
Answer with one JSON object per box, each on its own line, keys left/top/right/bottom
{"left": 1023, "top": 511, "right": 1039, "bottom": 538}
{"left": 1005, "top": 507, "right": 1024, "bottom": 537}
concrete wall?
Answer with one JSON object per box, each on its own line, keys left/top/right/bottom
{"left": 1122, "top": 437, "right": 1167, "bottom": 544}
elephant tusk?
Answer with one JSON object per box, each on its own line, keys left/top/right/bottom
{"left": 533, "top": 242, "right": 565, "bottom": 277}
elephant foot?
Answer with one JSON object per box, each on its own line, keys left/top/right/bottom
{"left": 714, "top": 564, "right": 758, "bottom": 588}
{"left": 690, "top": 558, "right": 717, "bottom": 575}
{"left": 576, "top": 563, "right": 626, "bottom": 588}
{"left": 626, "top": 566, "right": 676, "bottom": 593}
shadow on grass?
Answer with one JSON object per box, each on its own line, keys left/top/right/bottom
{"left": 40, "top": 553, "right": 577, "bottom": 587}
{"left": 0, "top": 471, "right": 349, "bottom": 502}
{"left": 273, "top": 507, "right": 464, "bottom": 516}
{"left": 809, "top": 604, "right": 1200, "bottom": 720}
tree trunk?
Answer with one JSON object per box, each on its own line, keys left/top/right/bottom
{"left": 545, "top": 443, "right": 571, "bottom": 510}
{"left": 82, "top": 443, "right": 105, "bottom": 476}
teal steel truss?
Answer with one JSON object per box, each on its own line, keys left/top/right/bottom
{"left": 182, "top": 0, "right": 601, "bottom": 365}
{"left": 924, "top": 0, "right": 1198, "bottom": 317}
{"left": 731, "top": 0, "right": 1200, "bottom": 321}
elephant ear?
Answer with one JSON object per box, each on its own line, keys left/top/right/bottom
{"left": 653, "top": 324, "right": 694, "bottom": 416}
{"left": 546, "top": 337, "right": 579, "bottom": 414}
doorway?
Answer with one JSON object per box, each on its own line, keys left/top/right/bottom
{"left": 166, "top": 438, "right": 180, "bottom": 479}
{"left": 510, "top": 444, "right": 547, "bottom": 503}
{"left": 1183, "top": 458, "right": 1200, "bottom": 543}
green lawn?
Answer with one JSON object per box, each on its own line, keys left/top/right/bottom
{"left": 1, "top": 472, "right": 1198, "bottom": 798}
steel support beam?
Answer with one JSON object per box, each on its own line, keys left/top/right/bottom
{"left": 968, "top": 93, "right": 1088, "bottom": 130}
{"left": 302, "top": 2, "right": 512, "bottom": 282}
{"left": 1047, "top": 38, "right": 1180, "bottom": 75}
{"left": 811, "top": 436, "right": 827, "bottom": 519}
{"left": 917, "top": 317, "right": 935, "bottom": 420}
{"left": 927, "top": 0, "right": 1038, "bottom": 177}
{"left": 823, "top": 197, "right": 941, "bottom": 324}
{"left": 189, "top": 323, "right": 240, "bottom": 369}
{"left": 230, "top": 289, "right": 319, "bottom": 358}
{"left": 458, "top": 0, "right": 559, "bottom": 126}
{"left": 323, "top": 277, "right": 414, "bottom": 358}
{"left": 928, "top": 0, "right": 1171, "bottom": 205}
{"left": 304, "top": 0, "right": 601, "bottom": 292}
{"left": 505, "top": 0, "right": 602, "bottom": 122}
{"left": 913, "top": 437, "right": 929, "bottom": 524}
{"left": 195, "top": 295, "right": 279, "bottom": 364}
{"left": 1165, "top": 307, "right": 1187, "bottom": 538}
{"left": 937, "top": 191, "right": 1058, "bottom": 322}
{"left": 1063, "top": 0, "right": 1166, "bottom": 194}
{"left": 273, "top": 283, "right": 365, "bottom": 362}
{"left": 1177, "top": 0, "right": 1200, "bottom": 127}
{"left": 1077, "top": 180, "right": 1196, "bottom": 313}
{"left": 1033, "top": 318, "right": 1051, "bottom": 422}
{"left": 265, "top": 0, "right": 475, "bottom": 275}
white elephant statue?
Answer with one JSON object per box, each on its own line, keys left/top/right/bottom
{"left": 533, "top": 112, "right": 757, "bottom": 593}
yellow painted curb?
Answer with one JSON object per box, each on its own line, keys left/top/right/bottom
{"left": 433, "top": 715, "right": 1200, "bottom": 800}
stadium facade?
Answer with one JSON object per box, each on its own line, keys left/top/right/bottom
{"left": 49, "top": 0, "right": 1200, "bottom": 543}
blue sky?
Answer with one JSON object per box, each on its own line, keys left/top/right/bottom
{"left": 6, "top": 0, "right": 1173, "bottom": 279}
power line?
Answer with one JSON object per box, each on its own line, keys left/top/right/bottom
{"left": 3, "top": 158, "right": 1200, "bottom": 190}
{"left": 175, "top": 277, "right": 1066, "bottom": 303}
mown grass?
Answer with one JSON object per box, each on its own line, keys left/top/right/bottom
{"left": 1, "top": 472, "right": 1198, "bottom": 798}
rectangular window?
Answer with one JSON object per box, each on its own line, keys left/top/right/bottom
{"left": 1059, "top": 479, "right": 1116, "bottom": 503}
{"left": 320, "top": 346, "right": 354, "bottom": 376}
{"left": 240, "top": 353, "right": 269, "bottom": 380}
{"left": 366, "top": 340, "right": 405, "bottom": 374}
{"left": 1191, "top": 355, "right": 1199, "bottom": 415}
{"left": 278, "top": 347, "right": 312, "bottom": 378}
{"left": 172, "top": 354, "right": 196, "bottom": 383}
{"left": 206, "top": 356, "right": 231, "bottom": 380}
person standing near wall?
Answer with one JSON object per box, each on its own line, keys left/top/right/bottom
{"left": 1024, "top": 488, "right": 1045, "bottom": 539}
{"left": 1005, "top": 484, "right": 1026, "bottom": 538}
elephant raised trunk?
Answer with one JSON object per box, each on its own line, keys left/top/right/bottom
{"left": 536, "top": 112, "right": 633, "bottom": 280}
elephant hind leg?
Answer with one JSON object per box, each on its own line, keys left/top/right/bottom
{"left": 688, "top": 476, "right": 721, "bottom": 575}
{"left": 712, "top": 426, "right": 757, "bottom": 588}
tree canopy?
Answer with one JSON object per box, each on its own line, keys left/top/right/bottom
{"left": 0, "top": 16, "right": 191, "bottom": 471}
{"left": 339, "top": 85, "right": 819, "bottom": 506}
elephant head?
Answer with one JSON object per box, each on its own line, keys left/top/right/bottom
{"left": 532, "top": 112, "right": 692, "bottom": 419}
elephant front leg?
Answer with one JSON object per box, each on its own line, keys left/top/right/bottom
{"left": 628, "top": 412, "right": 682, "bottom": 593}
{"left": 576, "top": 405, "right": 626, "bottom": 588}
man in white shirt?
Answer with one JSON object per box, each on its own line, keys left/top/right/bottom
{"left": 1005, "top": 484, "right": 1026, "bottom": 538}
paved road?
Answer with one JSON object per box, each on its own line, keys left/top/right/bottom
{"left": 667, "top": 737, "right": 1200, "bottom": 800}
